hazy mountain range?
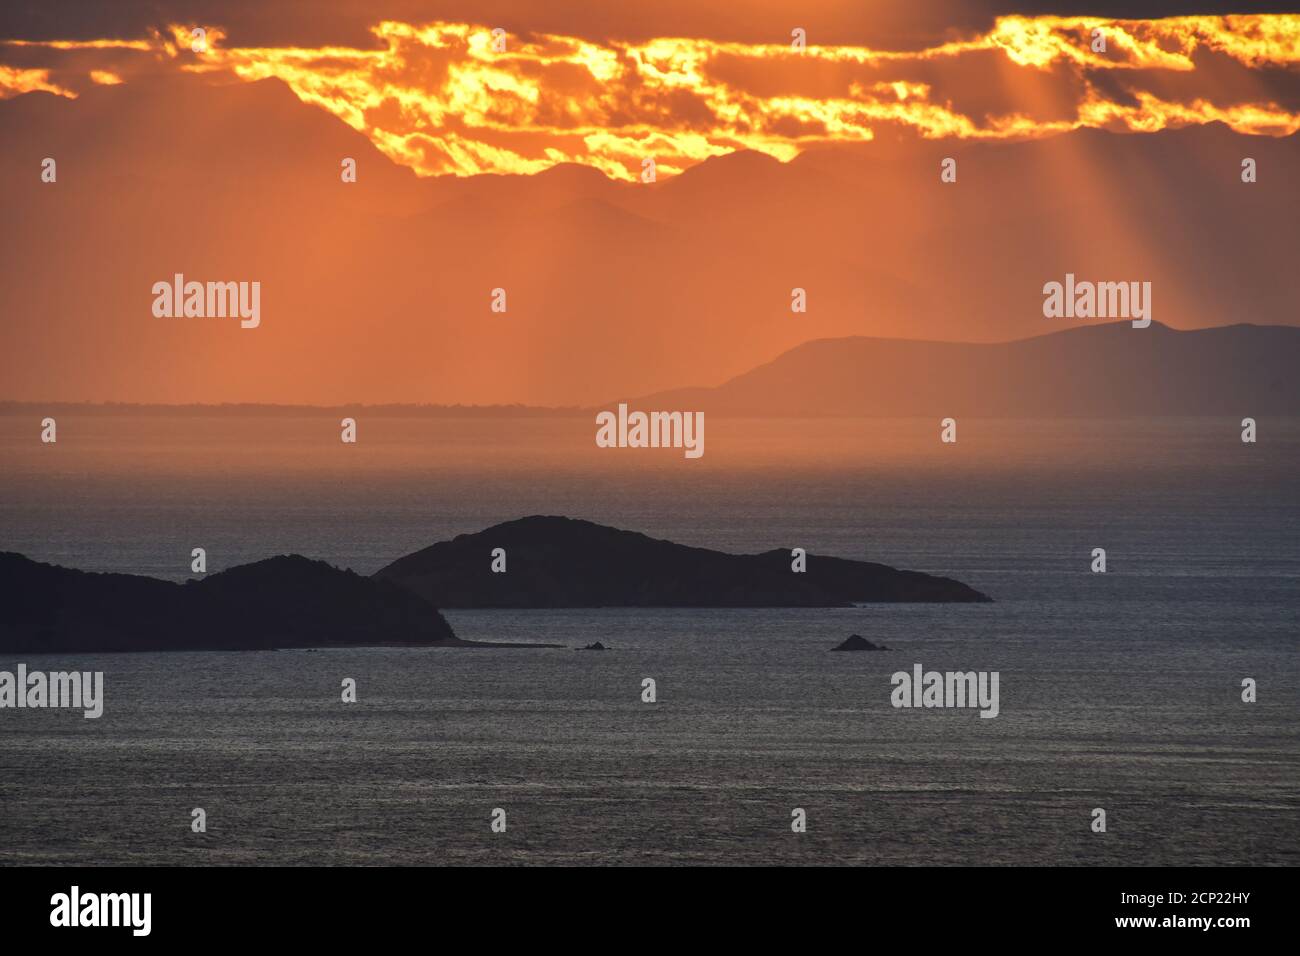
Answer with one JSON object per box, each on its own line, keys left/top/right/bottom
{"left": 624, "top": 321, "right": 1300, "bottom": 417}
{"left": 2, "top": 75, "right": 1296, "bottom": 407}
{"left": 6, "top": 320, "right": 1295, "bottom": 418}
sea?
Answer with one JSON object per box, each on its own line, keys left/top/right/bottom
{"left": 0, "top": 412, "right": 1296, "bottom": 865}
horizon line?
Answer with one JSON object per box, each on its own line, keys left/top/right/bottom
{"left": 1, "top": 319, "right": 1293, "bottom": 411}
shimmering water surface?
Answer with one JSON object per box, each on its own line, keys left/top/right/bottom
{"left": 1, "top": 414, "right": 1296, "bottom": 864}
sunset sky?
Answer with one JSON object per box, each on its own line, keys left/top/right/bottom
{"left": 3, "top": 3, "right": 1299, "bottom": 179}
{"left": 1, "top": 2, "right": 1297, "bottom": 405}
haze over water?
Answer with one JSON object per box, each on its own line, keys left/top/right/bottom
{"left": 1, "top": 413, "right": 1296, "bottom": 864}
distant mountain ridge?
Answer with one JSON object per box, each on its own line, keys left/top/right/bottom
{"left": 374, "top": 516, "right": 990, "bottom": 607}
{"left": 6, "top": 321, "right": 1292, "bottom": 419}
{"left": 622, "top": 321, "right": 1300, "bottom": 417}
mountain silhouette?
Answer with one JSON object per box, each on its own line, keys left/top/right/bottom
{"left": 624, "top": 321, "right": 1300, "bottom": 417}
{"left": 373, "top": 516, "right": 990, "bottom": 607}
{"left": 0, "top": 552, "right": 459, "bottom": 653}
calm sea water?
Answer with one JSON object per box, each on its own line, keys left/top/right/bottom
{"left": 0, "top": 414, "right": 1296, "bottom": 864}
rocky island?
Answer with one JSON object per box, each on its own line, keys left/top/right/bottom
{"left": 375, "top": 516, "right": 990, "bottom": 607}
{"left": 0, "top": 552, "right": 463, "bottom": 653}
{"left": 832, "top": 634, "right": 890, "bottom": 651}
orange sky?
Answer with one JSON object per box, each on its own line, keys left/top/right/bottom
{"left": 0, "top": 7, "right": 1297, "bottom": 407}
{"left": 2, "top": 14, "right": 1298, "bottom": 179}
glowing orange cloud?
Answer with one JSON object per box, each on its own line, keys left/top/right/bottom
{"left": 0, "top": 38, "right": 153, "bottom": 51}
{"left": 0, "top": 64, "right": 74, "bottom": 98}
{"left": 4, "top": 16, "right": 1298, "bottom": 175}
{"left": 982, "top": 15, "right": 1300, "bottom": 70}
